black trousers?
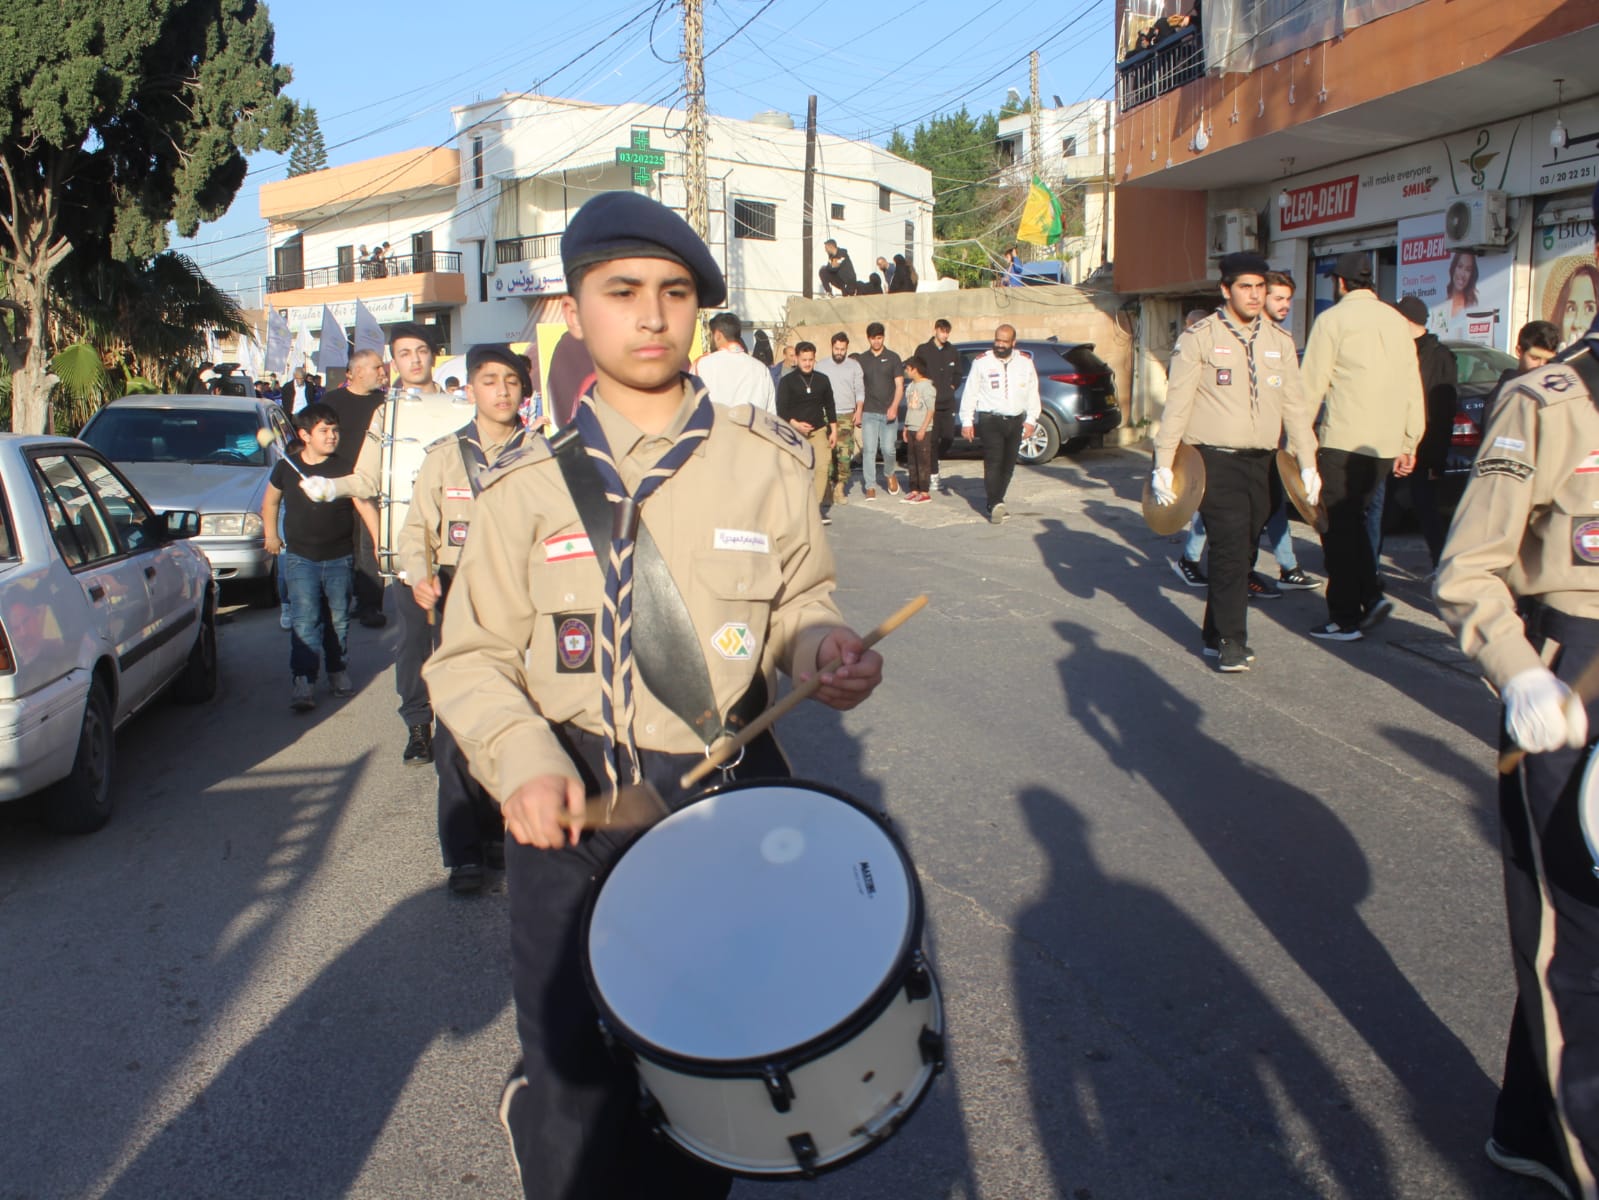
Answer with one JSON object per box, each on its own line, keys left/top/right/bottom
{"left": 1196, "top": 446, "right": 1273, "bottom": 649}
{"left": 978, "top": 411, "right": 1025, "bottom": 510}
{"left": 394, "top": 581, "right": 434, "bottom": 727}
{"left": 818, "top": 264, "right": 855, "bottom": 295}
{"left": 929, "top": 410, "right": 955, "bottom": 478}
{"left": 1318, "top": 448, "right": 1391, "bottom": 627}
{"left": 433, "top": 572, "right": 501, "bottom": 867}
{"left": 1492, "top": 607, "right": 1599, "bottom": 1195}
{"left": 353, "top": 520, "right": 384, "bottom": 618}
{"left": 501, "top": 726, "right": 789, "bottom": 1199}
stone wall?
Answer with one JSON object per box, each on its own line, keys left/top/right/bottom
{"left": 780, "top": 285, "right": 1140, "bottom": 444}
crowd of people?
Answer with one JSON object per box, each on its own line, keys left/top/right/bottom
{"left": 816, "top": 238, "right": 920, "bottom": 296}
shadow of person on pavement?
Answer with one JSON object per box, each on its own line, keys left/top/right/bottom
{"left": 1052, "top": 618, "right": 1515, "bottom": 1196}
{"left": 97, "top": 885, "right": 510, "bottom": 1199}
{"left": 1014, "top": 785, "right": 1389, "bottom": 1198}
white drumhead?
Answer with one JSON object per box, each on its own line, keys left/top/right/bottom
{"left": 1581, "top": 749, "right": 1599, "bottom": 874}
{"left": 378, "top": 392, "right": 472, "bottom": 566}
{"left": 587, "top": 784, "right": 915, "bottom": 1062}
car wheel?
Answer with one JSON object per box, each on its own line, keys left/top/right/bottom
{"left": 1018, "top": 415, "right": 1062, "bottom": 464}
{"left": 173, "top": 594, "right": 218, "bottom": 704}
{"left": 42, "top": 679, "right": 115, "bottom": 835}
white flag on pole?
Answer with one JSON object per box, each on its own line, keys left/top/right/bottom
{"left": 238, "top": 334, "right": 261, "bottom": 379}
{"left": 352, "top": 298, "right": 386, "bottom": 358}
{"left": 292, "top": 323, "right": 316, "bottom": 372}
{"left": 203, "top": 326, "right": 221, "bottom": 364}
{"left": 263, "top": 308, "right": 292, "bottom": 375}
{"left": 317, "top": 305, "right": 349, "bottom": 370}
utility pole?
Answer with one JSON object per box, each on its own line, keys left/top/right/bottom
{"left": 802, "top": 95, "right": 817, "bottom": 299}
{"left": 683, "top": 0, "right": 708, "bottom": 240}
{"left": 1029, "top": 50, "right": 1043, "bottom": 260}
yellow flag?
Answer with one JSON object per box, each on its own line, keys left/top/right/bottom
{"left": 1016, "top": 176, "right": 1063, "bottom": 247}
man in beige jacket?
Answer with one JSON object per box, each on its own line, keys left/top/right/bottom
{"left": 1300, "top": 251, "right": 1424, "bottom": 640}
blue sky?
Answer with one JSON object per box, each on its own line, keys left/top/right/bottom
{"left": 174, "top": 0, "right": 1116, "bottom": 298}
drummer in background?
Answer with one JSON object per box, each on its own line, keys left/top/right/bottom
{"left": 1433, "top": 182, "right": 1599, "bottom": 1199}
{"left": 422, "top": 190, "right": 884, "bottom": 1199}
{"left": 1150, "top": 251, "right": 1319, "bottom": 673}
{"left": 300, "top": 321, "right": 449, "bottom": 768}
{"left": 396, "top": 344, "right": 529, "bottom": 896}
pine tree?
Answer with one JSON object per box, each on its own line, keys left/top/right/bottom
{"left": 287, "top": 106, "right": 328, "bottom": 177}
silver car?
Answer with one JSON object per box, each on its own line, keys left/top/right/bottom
{"left": 79, "top": 395, "right": 296, "bottom": 600}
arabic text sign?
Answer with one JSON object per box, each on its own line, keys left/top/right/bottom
{"left": 285, "top": 294, "right": 412, "bottom": 331}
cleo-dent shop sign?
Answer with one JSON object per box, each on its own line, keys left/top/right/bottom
{"left": 1272, "top": 118, "right": 1528, "bottom": 239}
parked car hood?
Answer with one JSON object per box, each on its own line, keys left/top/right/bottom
{"left": 115, "top": 462, "right": 269, "bottom": 515}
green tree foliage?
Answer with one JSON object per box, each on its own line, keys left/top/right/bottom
{"left": 0, "top": 1, "right": 295, "bottom": 432}
{"left": 287, "top": 106, "right": 328, "bottom": 177}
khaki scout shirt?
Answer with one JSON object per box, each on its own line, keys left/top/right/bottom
{"left": 330, "top": 384, "right": 447, "bottom": 499}
{"left": 395, "top": 422, "right": 521, "bottom": 584}
{"left": 1301, "top": 289, "right": 1425, "bottom": 459}
{"left": 1436, "top": 358, "right": 1599, "bottom": 688}
{"left": 1153, "top": 312, "right": 1316, "bottom": 471}
{"left": 422, "top": 382, "right": 844, "bottom": 802}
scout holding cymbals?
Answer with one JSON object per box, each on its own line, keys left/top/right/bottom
{"left": 419, "top": 191, "right": 887, "bottom": 1199}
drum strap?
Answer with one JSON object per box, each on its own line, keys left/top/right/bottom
{"left": 549, "top": 425, "right": 767, "bottom": 748}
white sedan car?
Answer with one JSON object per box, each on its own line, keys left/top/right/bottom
{"left": 0, "top": 435, "right": 217, "bottom": 833}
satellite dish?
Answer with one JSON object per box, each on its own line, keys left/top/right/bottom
{"left": 1445, "top": 200, "right": 1472, "bottom": 243}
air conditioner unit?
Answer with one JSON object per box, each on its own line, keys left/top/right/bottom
{"left": 1208, "top": 208, "right": 1259, "bottom": 257}
{"left": 1444, "top": 190, "right": 1511, "bottom": 248}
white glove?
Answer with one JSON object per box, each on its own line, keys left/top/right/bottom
{"left": 299, "top": 475, "right": 338, "bottom": 503}
{"left": 1503, "top": 667, "right": 1589, "bottom": 755}
{"left": 1300, "top": 467, "right": 1322, "bottom": 508}
{"left": 1151, "top": 467, "right": 1177, "bottom": 506}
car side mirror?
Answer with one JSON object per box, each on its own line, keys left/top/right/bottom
{"left": 161, "top": 510, "right": 201, "bottom": 539}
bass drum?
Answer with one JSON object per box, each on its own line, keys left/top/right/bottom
{"left": 583, "top": 779, "right": 945, "bottom": 1179}
{"left": 373, "top": 391, "right": 472, "bottom": 578}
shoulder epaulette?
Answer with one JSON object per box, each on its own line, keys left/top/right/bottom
{"left": 475, "top": 434, "right": 555, "bottom": 490}
{"left": 422, "top": 431, "right": 458, "bottom": 453}
{"left": 722, "top": 404, "right": 814, "bottom": 468}
{"left": 1510, "top": 364, "right": 1585, "bottom": 409}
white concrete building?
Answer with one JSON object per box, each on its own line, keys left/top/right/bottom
{"left": 258, "top": 94, "right": 936, "bottom": 356}
{"left": 994, "top": 100, "right": 1117, "bottom": 284}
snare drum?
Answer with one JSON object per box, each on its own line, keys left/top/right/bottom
{"left": 583, "top": 780, "right": 944, "bottom": 1178}
{"left": 372, "top": 390, "right": 474, "bottom": 577}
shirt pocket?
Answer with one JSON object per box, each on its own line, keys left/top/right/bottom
{"left": 692, "top": 549, "right": 784, "bottom": 670}
{"left": 1549, "top": 476, "right": 1599, "bottom": 569}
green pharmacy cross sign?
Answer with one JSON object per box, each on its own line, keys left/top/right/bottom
{"left": 616, "top": 129, "right": 667, "bottom": 186}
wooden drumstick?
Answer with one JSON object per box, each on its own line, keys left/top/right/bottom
{"left": 1498, "top": 644, "right": 1599, "bottom": 774}
{"left": 679, "top": 593, "right": 929, "bottom": 790}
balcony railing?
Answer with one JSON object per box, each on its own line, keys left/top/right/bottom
{"left": 266, "top": 250, "right": 463, "bottom": 294}
{"left": 1116, "top": 26, "right": 1205, "bottom": 113}
{"left": 496, "top": 232, "right": 564, "bottom": 266}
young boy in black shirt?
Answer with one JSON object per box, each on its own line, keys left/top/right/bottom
{"left": 263, "top": 403, "right": 356, "bottom": 711}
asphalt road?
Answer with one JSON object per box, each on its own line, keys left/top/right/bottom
{"left": 0, "top": 447, "right": 1549, "bottom": 1200}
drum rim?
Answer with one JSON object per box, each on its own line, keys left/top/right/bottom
{"left": 581, "top": 776, "right": 930, "bottom": 1078}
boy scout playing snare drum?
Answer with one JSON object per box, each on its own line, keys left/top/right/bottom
{"left": 421, "top": 191, "right": 885, "bottom": 1198}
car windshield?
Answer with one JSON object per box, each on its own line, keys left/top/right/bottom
{"left": 1450, "top": 344, "right": 1517, "bottom": 386}
{"left": 83, "top": 407, "right": 267, "bottom": 465}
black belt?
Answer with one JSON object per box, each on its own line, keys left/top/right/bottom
{"left": 1200, "top": 445, "right": 1273, "bottom": 458}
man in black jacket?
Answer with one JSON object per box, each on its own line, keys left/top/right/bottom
{"left": 1395, "top": 294, "right": 1457, "bottom": 568}
{"left": 914, "top": 319, "right": 963, "bottom": 493}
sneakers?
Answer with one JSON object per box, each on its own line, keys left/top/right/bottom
{"left": 863, "top": 488, "right": 877, "bottom": 500}
{"left": 1277, "top": 566, "right": 1319, "bottom": 590}
{"left": 1217, "top": 640, "right": 1250, "bottom": 672}
{"left": 1170, "top": 558, "right": 1207, "bottom": 587}
{"left": 280, "top": 604, "right": 293, "bottom": 630}
{"left": 1359, "top": 596, "right": 1395, "bottom": 631}
{"left": 1203, "top": 642, "right": 1255, "bottom": 662}
{"left": 448, "top": 863, "right": 484, "bottom": 895}
{"left": 820, "top": 509, "right": 832, "bottom": 526}
{"left": 908, "top": 492, "right": 932, "bottom": 504}
{"left": 290, "top": 677, "right": 316, "bottom": 712}
{"left": 329, "top": 670, "right": 354, "bottom": 697}
{"left": 1247, "top": 571, "right": 1282, "bottom": 600}
{"left": 930, "top": 472, "right": 940, "bottom": 492}
{"left": 989, "top": 502, "right": 1007, "bottom": 525}
{"left": 1484, "top": 1138, "right": 1571, "bottom": 1199}
{"left": 899, "top": 488, "right": 917, "bottom": 503}
{"left": 403, "top": 723, "right": 434, "bottom": 765}
{"left": 1309, "top": 621, "right": 1363, "bottom": 642}
{"left": 886, "top": 475, "right": 902, "bottom": 495}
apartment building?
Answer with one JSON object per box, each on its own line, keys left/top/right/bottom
{"left": 994, "top": 99, "right": 1117, "bottom": 285}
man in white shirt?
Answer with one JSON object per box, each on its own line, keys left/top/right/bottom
{"left": 959, "top": 323, "right": 1040, "bottom": 523}
{"left": 692, "top": 311, "right": 777, "bottom": 413}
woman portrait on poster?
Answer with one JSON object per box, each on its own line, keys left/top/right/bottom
{"left": 1442, "top": 250, "right": 1480, "bottom": 339}
{"left": 1550, "top": 261, "right": 1599, "bottom": 350}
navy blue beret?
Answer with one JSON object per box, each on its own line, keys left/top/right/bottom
{"left": 388, "top": 321, "right": 436, "bottom": 351}
{"left": 562, "top": 191, "right": 727, "bottom": 308}
{"left": 466, "top": 343, "right": 532, "bottom": 396}
{"left": 1218, "top": 252, "right": 1271, "bottom": 280}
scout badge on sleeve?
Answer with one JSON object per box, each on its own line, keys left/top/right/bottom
{"left": 1277, "top": 449, "right": 1329, "bottom": 534}
{"left": 1141, "top": 442, "right": 1206, "bottom": 536}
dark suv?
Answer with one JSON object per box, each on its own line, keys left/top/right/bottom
{"left": 948, "top": 340, "right": 1120, "bottom": 464}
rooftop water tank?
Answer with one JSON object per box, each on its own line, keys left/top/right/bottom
{"left": 749, "top": 110, "right": 795, "bottom": 129}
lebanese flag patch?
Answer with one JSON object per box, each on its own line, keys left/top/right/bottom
{"left": 543, "top": 532, "right": 596, "bottom": 562}
{"left": 1576, "top": 450, "right": 1599, "bottom": 474}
